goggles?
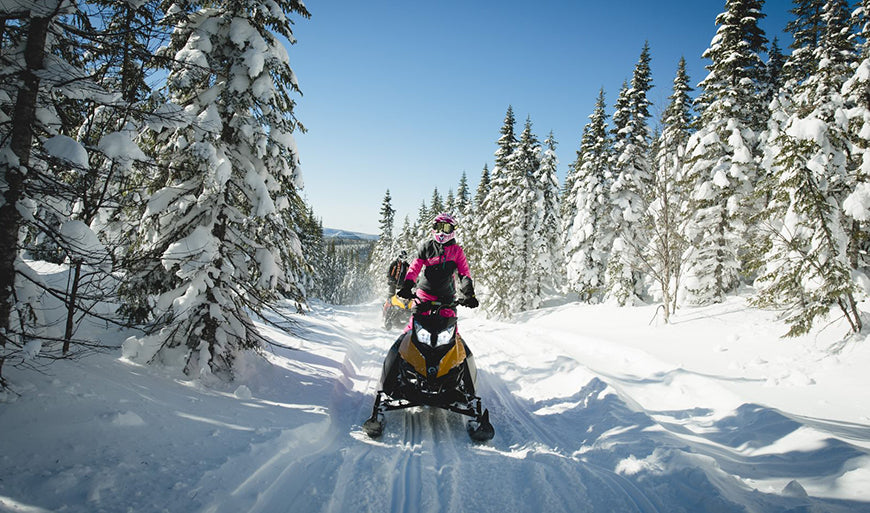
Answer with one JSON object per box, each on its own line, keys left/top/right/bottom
{"left": 432, "top": 221, "right": 455, "bottom": 234}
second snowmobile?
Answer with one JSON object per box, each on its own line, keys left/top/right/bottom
{"left": 382, "top": 294, "right": 413, "bottom": 330}
{"left": 363, "top": 300, "right": 495, "bottom": 442}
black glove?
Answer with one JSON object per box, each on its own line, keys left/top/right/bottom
{"left": 462, "top": 295, "right": 479, "bottom": 309}
{"left": 397, "top": 279, "right": 415, "bottom": 299}
{"left": 459, "top": 276, "right": 478, "bottom": 308}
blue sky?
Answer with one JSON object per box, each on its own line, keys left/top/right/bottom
{"left": 290, "top": 1, "right": 794, "bottom": 235}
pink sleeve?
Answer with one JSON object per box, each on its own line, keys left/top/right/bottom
{"left": 453, "top": 245, "right": 471, "bottom": 278}
{"left": 404, "top": 256, "right": 424, "bottom": 283}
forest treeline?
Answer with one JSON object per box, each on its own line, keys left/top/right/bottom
{"left": 369, "top": 0, "right": 870, "bottom": 342}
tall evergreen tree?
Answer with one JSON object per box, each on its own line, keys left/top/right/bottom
{"left": 494, "top": 105, "right": 518, "bottom": 171}
{"left": 842, "top": 0, "right": 870, "bottom": 273}
{"left": 474, "top": 163, "right": 491, "bottom": 211}
{"left": 298, "top": 205, "right": 324, "bottom": 300}
{"left": 445, "top": 188, "right": 456, "bottom": 215}
{"left": 512, "top": 117, "right": 544, "bottom": 309}
{"left": 430, "top": 187, "right": 444, "bottom": 216}
{"left": 463, "top": 165, "right": 489, "bottom": 273}
{"left": 414, "top": 200, "right": 429, "bottom": 246}
{"left": 564, "top": 89, "right": 612, "bottom": 301}
{"left": 605, "top": 43, "right": 654, "bottom": 305}
{"left": 765, "top": 37, "right": 787, "bottom": 106}
{"left": 645, "top": 57, "right": 694, "bottom": 322}
{"left": 368, "top": 190, "right": 396, "bottom": 294}
{"left": 478, "top": 107, "right": 522, "bottom": 316}
{"left": 53, "top": 0, "right": 167, "bottom": 348}
{"left": 455, "top": 171, "right": 471, "bottom": 222}
{"left": 396, "top": 215, "right": 414, "bottom": 255}
{"left": 0, "top": 1, "right": 143, "bottom": 375}
{"left": 754, "top": 0, "right": 862, "bottom": 336}
{"left": 379, "top": 190, "right": 396, "bottom": 242}
{"left": 783, "top": 0, "right": 826, "bottom": 86}
{"left": 121, "top": 0, "right": 310, "bottom": 379}
{"left": 681, "top": 0, "right": 768, "bottom": 305}
{"left": 531, "top": 131, "right": 563, "bottom": 298}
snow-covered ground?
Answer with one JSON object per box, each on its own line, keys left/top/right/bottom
{"left": 2, "top": 292, "right": 870, "bottom": 513}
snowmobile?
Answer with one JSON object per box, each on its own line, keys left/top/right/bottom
{"left": 382, "top": 293, "right": 413, "bottom": 330}
{"left": 363, "top": 299, "right": 495, "bottom": 442}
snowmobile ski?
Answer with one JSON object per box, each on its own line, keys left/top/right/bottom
{"left": 363, "top": 415, "right": 385, "bottom": 438}
{"left": 466, "top": 408, "right": 495, "bottom": 442}
{"left": 363, "top": 392, "right": 386, "bottom": 438}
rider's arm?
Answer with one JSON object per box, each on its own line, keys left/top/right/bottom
{"left": 452, "top": 244, "right": 471, "bottom": 279}
{"left": 403, "top": 252, "right": 424, "bottom": 284}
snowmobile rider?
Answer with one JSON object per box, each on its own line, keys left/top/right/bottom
{"left": 396, "top": 212, "right": 479, "bottom": 319}
{"left": 377, "top": 212, "right": 478, "bottom": 394}
{"left": 386, "top": 250, "right": 409, "bottom": 299}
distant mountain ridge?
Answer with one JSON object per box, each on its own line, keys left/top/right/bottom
{"left": 323, "top": 228, "right": 378, "bottom": 241}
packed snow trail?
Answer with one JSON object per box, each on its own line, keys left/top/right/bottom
{"left": 228, "top": 300, "right": 869, "bottom": 513}
{"left": 2, "top": 298, "right": 870, "bottom": 512}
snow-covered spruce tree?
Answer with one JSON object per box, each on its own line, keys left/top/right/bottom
{"left": 842, "top": 0, "right": 870, "bottom": 273}
{"left": 783, "top": 0, "right": 826, "bottom": 87}
{"left": 396, "top": 215, "right": 414, "bottom": 255}
{"left": 564, "top": 89, "right": 613, "bottom": 302}
{"left": 644, "top": 57, "right": 694, "bottom": 323}
{"left": 429, "top": 188, "right": 444, "bottom": 217}
{"left": 320, "top": 240, "right": 343, "bottom": 304}
{"left": 477, "top": 114, "right": 551, "bottom": 313}
{"left": 297, "top": 205, "right": 324, "bottom": 300}
{"left": 681, "top": 0, "right": 768, "bottom": 305}
{"left": 321, "top": 239, "right": 370, "bottom": 305}
{"left": 768, "top": 0, "right": 825, "bottom": 172}
{"left": 511, "top": 117, "right": 544, "bottom": 310}
{"left": 532, "top": 131, "right": 563, "bottom": 297}
{"left": 344, "top": 246, "right": 373, "bottom": 304}
{"left": 764, "top": 38, "right": 788, "bottom": 107}
{"left": 474, "top": 163, "right": 491, "bottom": 211}
{"left": 449, "top": 173, "right": 472, "bottom": 252}
{"left": 462, "top": 163, "right": 490, "bottom": 269}
{"left": 560, "top": 145, "right": 580, "bottom": 227}
{"left": 413, "top": 199, "right": 429, "bottom": 246}
{"left": 121, "top": 0, "right": 310, "bottom": 379}
{"left": 605, "top": 43, "right": 654, "bottom": 306}
{"left": 455, "top": 171, "right": 471, "bottom": 222}
{"left": 478, "top": 106, "right": 520, "bottom": 317}
{"left": 20, "top": 0, "right": 160, "bottom": 262}
{"left": 367, "top": 189, "right": 395, "bottom": 295}
{"left": 753, "top": 36, "right": 788, "bottom": 209}
{"left": 753, "top": 0, "right": 862, "bottom": 336}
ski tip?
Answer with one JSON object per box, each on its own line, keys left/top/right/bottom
{"left": 363, "top": 417, "right": 384, "bottom": 438}
{"left": 467, "top": 409, "right": 495, "bottom": 442}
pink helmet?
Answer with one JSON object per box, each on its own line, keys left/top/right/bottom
{"left": 431, "top": 212, "right": 457, "bottom": 244}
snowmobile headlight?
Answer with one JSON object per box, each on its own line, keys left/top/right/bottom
{"left": 436, "top": 325, "right": 455, "bottom": 346}
{"left": 414, "top": 321, "right": 432, "bottom": 345}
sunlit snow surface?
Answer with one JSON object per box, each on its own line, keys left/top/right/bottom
{"left": 2, "top": 291, "right": 870, "bottom": 512}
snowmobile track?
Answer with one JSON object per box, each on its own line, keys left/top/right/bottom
{"left": 474, "top": 328, "right": 663, "bottom": 513}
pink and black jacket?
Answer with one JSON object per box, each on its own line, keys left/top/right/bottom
{"left": 404, "top": 239, "right": 473, "bottom": 303}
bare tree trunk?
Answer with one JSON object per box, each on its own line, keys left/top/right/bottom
{"left": 838, "top": 292, "right": 863, "bottom": 335}
{"left": 0, "top": 14, "right": 52, "bottom": 382}
{"left": 62, "top": 261, "right": 83, "bottom": 354}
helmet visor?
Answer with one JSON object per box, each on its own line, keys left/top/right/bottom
{"left": 432, "top": 221, "right": 455, "bottom": 234}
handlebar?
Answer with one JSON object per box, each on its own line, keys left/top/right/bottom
{"left": 411, "top": 299, "right": 463, "bottom": 314}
